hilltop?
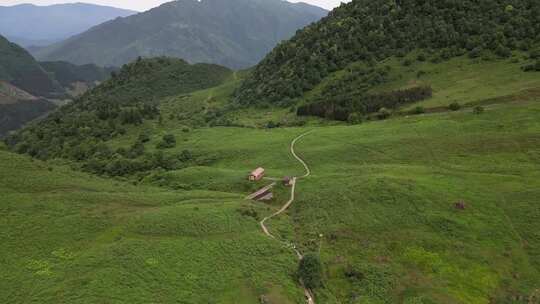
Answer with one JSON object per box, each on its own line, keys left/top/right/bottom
{"left": 0, "top": 3, "right": 135, "bottom": 47}
{"left": 236, "top": 0, "right": 540, "bottom": 114}
{"left": 33, "top": 0, "right": 327, "bottom": 69}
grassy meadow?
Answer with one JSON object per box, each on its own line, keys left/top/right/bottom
{"left": 0, "top": 150, "right": 304, "bottom": 303}
{"left": 2, "top": 54, "right": 540, "bottom": 303}
{"left": 97, "top": 90, "right": 539, "bottom": 302}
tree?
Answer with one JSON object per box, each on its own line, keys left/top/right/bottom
{"left": 347, "top": 113, "right": 363, "bottom": 124}
{"left": 156, "top": 134, "right": 176, "bottom": 149}
{"left": 298, "top": 253, "right": 323, "bottom": 289}
{"left": 448, "top": 102, "right": 461, "bottom": 111}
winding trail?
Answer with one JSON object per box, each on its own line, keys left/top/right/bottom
{"left": 259, "top": 131, "right": 315, "bottom": 304}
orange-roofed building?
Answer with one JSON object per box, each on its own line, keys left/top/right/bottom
{"left": 249, "top": 167, "right": 265, "bottom": 181}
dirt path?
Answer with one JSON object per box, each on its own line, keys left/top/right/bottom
{"left": 259, "top": 131, "right": 315, "bottom": 304}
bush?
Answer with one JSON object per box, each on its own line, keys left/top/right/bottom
{"left": 377, "top": 108, "right": 391, "bottom": 120}
{"left": 473, "top": 106, "right": 485, "bottom": 114}
{"left": 298, "top": 253, "right": 323, "bottom": 289}
{"left": 413, "top": 106, "right": 425, "bottom": 114}
{"left": 138, "top": 133, "right": 150, "bottom": 143}
{"left": 347, "top": 113, "right": 363, "bottom": 125}
{"left": 156, "top": 134, "right": 176, "bottom": 149}
{"left": 416, "top": 53, "right": 427, "bottom": 62}
{"left": 448, "top": 102, "right": 461, "bottom": 111}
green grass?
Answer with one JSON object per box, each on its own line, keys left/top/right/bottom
{"left": 3, "top": 54, "right": 540, "bottom": 303}
{"left": 0, "top": 151, "right": 304, "bottom": 303}
{"left": 101, "top": 97, "right": 540, "bottom": 303}
{"left": 370, "top": 54, "right": 540, "bottom": 110}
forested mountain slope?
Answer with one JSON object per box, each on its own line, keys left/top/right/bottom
{"left": 236, "top": 0, "right": 540, "bottom": 108}
{"left": 0, "top": 35, "right": 64, "bottom": 98}
{"left": 5, "top": 57, "right": 232, "bottom": 161}
{"left": 34, "top": 0, "right": 327, "bottom": 69}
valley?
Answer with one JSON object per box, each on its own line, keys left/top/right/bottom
{"left": 1, "top": 0, "right": 539, "bottom": 303}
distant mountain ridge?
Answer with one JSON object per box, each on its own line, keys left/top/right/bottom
{"left": 33, "top": 0, "right": 327, "bottom": 69}
{"left": 0, "top": 3, "right": 136, "bottom": 47}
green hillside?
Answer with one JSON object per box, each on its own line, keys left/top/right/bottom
{"left": 3, "top": 0, "right": 540, "bottom": 302}
{"left": 0, "top": 149, "right": 303, "bottom": 303}
{"left": 2, "top": 85, "right": 540, "bottom": 303}
{"left": 0, "top": 35, "right": 64, "bottom": 98}
{"left": 5, "top": 57, "right": 232, "bottom": 162}
{"left": 236, "top": 0, "right": 540, "bottom": 111}
{"left": 34, "top": 0, "right": 327, "bottom": 69}
{"left": 39, "top": 61, "right": 117, "bottom": 90}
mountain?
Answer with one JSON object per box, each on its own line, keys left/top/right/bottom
{"left": 4, "top": 57, "right": 232, "bottom": 159}
{"left": 0, "top": 35, "right": 64, "bottom": 98}
{"left": 33, "top": 0, "right": 328, "bottom": 69}
{"left": 0, "top": 3, "right": 136, "bottom": 47}
{"left": 236, "top": 0, "right": 540, "bottom": 111}
{"left": 39, "top": 61, "right": 118, "bottom": 96}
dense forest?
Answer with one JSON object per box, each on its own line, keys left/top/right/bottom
{"left": 235, "top": 0, "right": 540, "bottom": 106}
{"left": 5, "top": 57, "right": 231, "bottom": 177}
{"left": 297, "top": 85, "right": 433, "bottom": 121}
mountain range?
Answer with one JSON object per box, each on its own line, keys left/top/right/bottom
{"left": 33, "top": 0, "right": 328, "bottom": 69}
{"left": 0, "top": 3, "right": 136, "bottom": 47}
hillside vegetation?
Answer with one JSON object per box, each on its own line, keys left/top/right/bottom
{"left": 34, "top": 0, "right": 327, "bottom": 69}
{"left": 5, "top": 57, "right": 232, "bottom": 171}
{"left": 0, "top": 35, "right": 64, "bottom": 98}
{"left": 3, "top": 0, "right": 540, "bottom": 302}
{"left": 3, "top": 90, "right": 539, "bottom": 303}
{"left": 0, "top": 149, "right": 303, "bottom": 303}
{"left": 39, "top": 61, "right": 117, "bottom": 91}
{"left": 236, "top": 0, "right": 540, "bottom": 112}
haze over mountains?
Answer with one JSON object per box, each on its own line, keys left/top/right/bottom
{"left": 33, "top": 0, "right": 328, "bottom": 69}
{"left": 0, "top": 3, "right": 136, "bottom": 47}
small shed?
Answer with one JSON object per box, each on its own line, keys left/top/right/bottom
{"left": 249, "top": 167, "right": 265, "bottom": 181}
{"left": 283, "top": 176, "right": 293, "bottom": 187}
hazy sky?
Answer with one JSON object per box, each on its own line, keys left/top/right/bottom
{"left": 0, "top": 0, "right": 348, "bottom": 11}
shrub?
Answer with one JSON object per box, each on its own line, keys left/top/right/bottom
{"left": 377, "top": 107, "right": 391, "bottom": 120}
{"left": 156, "top": 134, "right": 176, "bottom": 149}
{"left": 473, "top": 106, "right": 485, "bottom": 114}
{"left": 298, "top": 253, "right": 323, "bottom": 289}
{"left": 416, "top": 53, "right": 427, "bottom": 62}
{"left": 138, "top": 133, "right": 150, "bottom": 143}
{"left": 347, "top": 113, "right": 363, "bottom": 125}
{"left": 448, "top": 102, "right": 461, "bottom": 111}
{"left": 413, "top": 106, "right": 425, "bottom": 114}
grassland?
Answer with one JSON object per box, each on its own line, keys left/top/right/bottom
{"left": 2, "top": 54, "right": 540, "bottom": 303}
{"left": 97, "top": 88, "right": 540, "bottom": 303}
{"left": 0, "top": 150, "right": 306, "bottom": 303}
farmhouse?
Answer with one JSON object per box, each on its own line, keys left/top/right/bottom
{"left": 248, "top": 167, "right": 265, "bottom": 181}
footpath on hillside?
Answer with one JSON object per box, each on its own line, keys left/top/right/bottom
{"left": 258, "top": 131, "right": 315, "bottom": 304}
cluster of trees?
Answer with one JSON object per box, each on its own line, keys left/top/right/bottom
{"left": 297, "top": 85, "right": 432, "bottom": 121}
{"left": 298, "top": 253, "right": 323, "bottom": 289}
{"left": 235, "top": 0, "right": 539, "bottom": 106}
{"left": 4, "top": 57, "right": 234, "bottom": 179}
